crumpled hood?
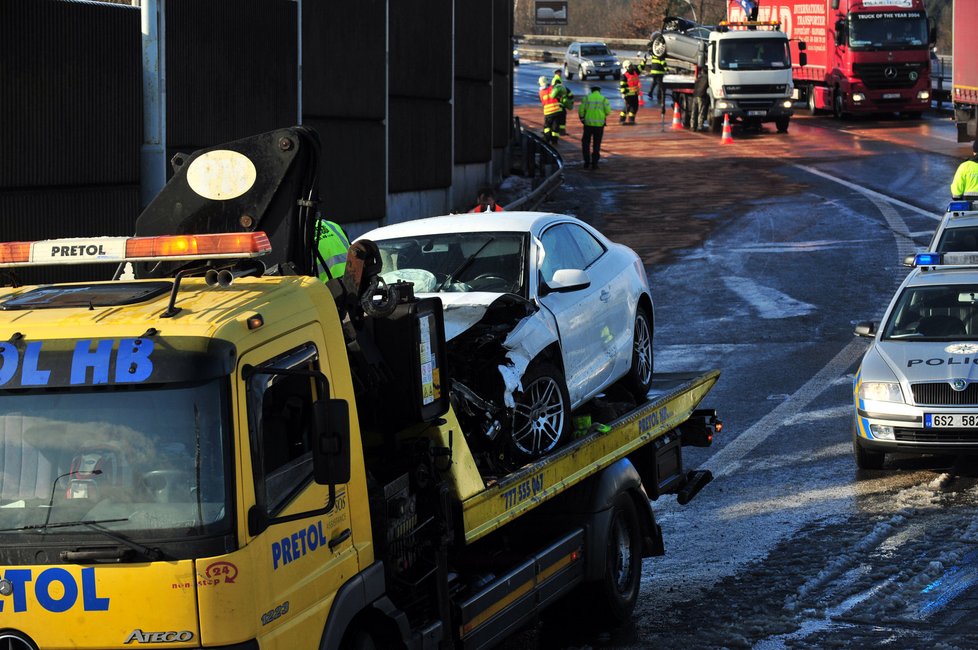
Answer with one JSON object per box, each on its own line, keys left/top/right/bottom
{"left": 877, "top": 340, "right": 978, "bottom": 383}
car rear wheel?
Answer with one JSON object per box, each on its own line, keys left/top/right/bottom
{"left": 511, "top": 361, "right": 570, "bottom": 463}
{"left": 651, "top": 34, "right": 667, "bottom": 58}
{"left": 622, "top": 307, "right": 654, "bottom": 398}
{"left": 852, "top": 419, "right": 885, "bottom": 470}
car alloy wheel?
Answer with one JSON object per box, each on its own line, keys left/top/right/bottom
{"left": 511, "top": 362, "right": 569, "bottom": 459}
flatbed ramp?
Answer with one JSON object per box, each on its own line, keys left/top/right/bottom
{"left": 461, "top": 369, "right": 720, "bottom": 543}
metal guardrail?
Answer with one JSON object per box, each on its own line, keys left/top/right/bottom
{"left": 503, "top": 117, "right": 563, "bottom": 212}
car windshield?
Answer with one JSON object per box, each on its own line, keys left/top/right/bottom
{"left": 581, "top": 45, "right": 610, "bottom": 57}
{"left": 935, "top": 226, "right": 978, "bottom": 253}
{"left": 883, "top": 285, "right": 978, "bottom": 340}
{"left": 375, "top": 232, "right": 527, "bottom": 295}
{"left": 718, "top": 38, "right": 790, "bottom": 70}
{"left": 849, "top": 13, "right": 927, "bottom": 50}
{"left": 0, "top": 379, "right": 229, "bottom": 536}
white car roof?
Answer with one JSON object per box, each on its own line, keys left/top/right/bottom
{"left": 905, "top": 266, "right": 978, "bottom": 288}
{"left": 358, "top": 211, "right": 585, "bottom": 241}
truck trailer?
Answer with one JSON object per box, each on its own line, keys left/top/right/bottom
{"left": 953, "top": 0, "right": 978, "bottom": 141}
{"left": 0, "top": 127, "right": 723, "bottom": 649}
{"left": 730, "top": 0, "right": 933, "bottom": 119}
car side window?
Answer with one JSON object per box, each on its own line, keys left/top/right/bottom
{"left": 540, "top": 224, "right": 587, "bottom": 282}
{"left": 247, "top": 344, "right": 319, "bottom": 515}
{"left": 566, "top": 224, "right": 606, "bottom": 268}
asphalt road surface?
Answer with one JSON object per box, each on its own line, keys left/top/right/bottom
{"left": 508, "top": 62, "right": 978, "bottom": 649}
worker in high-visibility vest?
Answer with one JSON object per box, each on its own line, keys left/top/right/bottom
{"left": 315, "top": 219, "right": 351, "bottom": 281}
{"left": 645, "top": 53, "right": 668, "bottom": 106}
{"left": 551, "top": 76, "right": 574, "bottom": 140}
{"left": 579, "top": 85, "right": 611, "bottom": 169}
{"left": 619, "top": 62, "right": 643, "bottom": 124}
{"left": 538, "top": 75, "right": 562, "bottom": 144}
{"left": 952, "top": 140, "right": 978, "bottom": 199}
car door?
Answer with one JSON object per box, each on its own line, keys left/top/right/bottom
{"left": 536, "top": 223, "right": 617, "bottom": 405}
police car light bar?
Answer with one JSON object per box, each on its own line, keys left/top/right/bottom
{"left": 913, "top": 251, "right": 978, "bottom": 268}
{"left": 948, "top": 200, "right": 976, "bottom": 212}
{"left": 0, "top": 232, "right": 271, "bottom": 267}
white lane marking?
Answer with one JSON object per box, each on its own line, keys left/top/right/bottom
{"left": 793, "top": 164, "right": 940, "bottom": 221}
{"left": 722, "top": 276, "right": 815, "bottom": 319}
{"left": 702, "top": 336, "right": 868, "bottom": 479}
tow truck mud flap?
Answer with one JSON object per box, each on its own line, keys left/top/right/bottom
{"left": 456, "top": 529, "right": 584, "bottom": 649}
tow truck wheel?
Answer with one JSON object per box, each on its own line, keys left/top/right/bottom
{"left": 511, "top": 361, "right": 570, "bottom": 462}
{"left": 852, "top": 419, "right": 885, "bottom": 470}
{"left": 593, "top": 493, "right": 642, "bottom": 624}
{"left": 623, "top": 307, "right": 654, "bottom": 398}
{"left": 710, "top": 113, "right": 723, "bottom": 134}
{"left": 775, "top": 117, "right": 790, "bottom": 133}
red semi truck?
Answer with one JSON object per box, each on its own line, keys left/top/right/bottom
{"left": 953, "top": 0, "right": 978, "bottom": 141}
{"left": 729, "top": 0, "right": 933, "bottom": 119}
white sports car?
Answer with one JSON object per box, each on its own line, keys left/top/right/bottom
{"left": 359, "top": 212, "right": 654, "bottom": 466}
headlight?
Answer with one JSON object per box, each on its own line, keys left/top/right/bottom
{"left": 859, "top": 382, "right": 903, "bottom": 403}
{"left": 918, "top": 90, "right": 930, "bottom": 100}
{"left": 852, "top": 93, "right": 866, "bottom": 102}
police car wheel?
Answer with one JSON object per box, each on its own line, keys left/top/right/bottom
{"left": 593, "top": 493, "right": 642, "bottom": 624}
{"left": 852, "top": 420, "right": 885, "bottom": 470}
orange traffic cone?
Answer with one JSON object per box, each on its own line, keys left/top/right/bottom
{"left": 671, "top": 102, "right": 683, "bottom": 130}
{"left": 720, "top": 113, "right": 733, "bottom": 144}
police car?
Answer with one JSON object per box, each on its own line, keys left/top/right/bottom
{"left": 921, "top": 200, "right": 978, "bottom": 256}
{"left": 853, "top": 252, "right": 978, "bottom": 468}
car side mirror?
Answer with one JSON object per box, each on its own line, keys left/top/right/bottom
{"left": 546, "top": 268, "right": 591, "bottom": 293}
{"left": 313, "top": 398, "right": 351, "bottom": 485}
{"left": 853, "top": 321, "right": 877, "bottom": 338}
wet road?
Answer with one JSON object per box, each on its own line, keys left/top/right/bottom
{"left": 510, "top": 62, "right": 978, "bottom": 648}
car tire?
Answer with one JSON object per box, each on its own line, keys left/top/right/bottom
{"left": 852, "top": 419, "right": 885, "bottom": 470}
{"left": 651, "top": 33, "right": 667, "bottom": 58}
{"left": 775, "top": 116, "right": 790, "bottom": 133}
{"left": 579, "top": 65, "right": 588, "bottom": 81}
{"left": 622, "top": 306, "right": 654, "bottom": 399}
{"left": 591, "top": 493, "right": 642, "bottom": 624}
{"left": 510, "top": 360, "right": 570, "bottom": 463}
{"left": 564, "top": 64, "right": 572, "bottom": 80}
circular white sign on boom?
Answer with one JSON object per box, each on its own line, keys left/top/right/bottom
{"left": 185, "top": 150, "right": 257, "bottom": 201}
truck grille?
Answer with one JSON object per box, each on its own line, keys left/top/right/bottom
{"left": 723, "top": 84, "right": 787, "bottom": 95}
{"left": 894, "top": 427, "right": 978, "bottom": 443}
{"left": 852, "top": 62, "right": 925, "bottom": 89}
{"left": 911, "top": 382, "right": 978, "bottom": 406}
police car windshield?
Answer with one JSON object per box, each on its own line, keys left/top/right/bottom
{"left": 0, "top": 379, "right": 229, "bottom": 536}
{"left": 935, "top": 226, "right": 978, "bottom": 254}
{"left": 883, "top": 284, "right": 978, "bottom": 340}
{"left": 375, "top": 232, "right": 527, "bottom": 296}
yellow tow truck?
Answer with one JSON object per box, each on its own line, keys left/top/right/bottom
{"left": 0, "top": 127, "right": 721, "bottom": 650}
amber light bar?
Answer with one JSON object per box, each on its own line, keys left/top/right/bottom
{"left": 0, "top": 232, "right": 271, "bottom": 267}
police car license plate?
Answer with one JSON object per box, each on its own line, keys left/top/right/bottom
{"left": 925, "top": 413, "right": 978, "bottom": 428}
{"left": 883, "top": 93, "right": 900, "bottom": 99}
{"left": 747, "top": 110, "right": 767, "bottom": 116}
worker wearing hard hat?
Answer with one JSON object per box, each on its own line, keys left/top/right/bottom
{"left": 619, "top": 61, "right": 643, "bottom": 124}
{"left": 538, "top": 75, "right": 562, "bottom": 144}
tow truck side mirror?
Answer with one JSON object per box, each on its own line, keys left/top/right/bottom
{"left": 798, "top": 52, "right": 807, "bottom": 67}
{"left": 853, "top": 321, "right": 877, "bottom": 338}
{"left": 313, "top": 398, "right": 351, "bottom": 485}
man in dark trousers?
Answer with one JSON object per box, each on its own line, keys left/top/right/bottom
{"left": 619, "top": 62, "right": 642, "bottom": 124}
{"left": 690, "top": 66, "right": 710, "bottom": 132}
{"left": 579, "top": 86, "right": 611, "bottom": 169}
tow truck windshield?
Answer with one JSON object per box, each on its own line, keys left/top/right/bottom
{"left": 717, "top": 38, "right": 790, "bottom": 71}
{"left": 0, "top": 379, "right": 230, "bottom": 540}
{"left": 849, "top": 13, "right": 928, "bottom": 50}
